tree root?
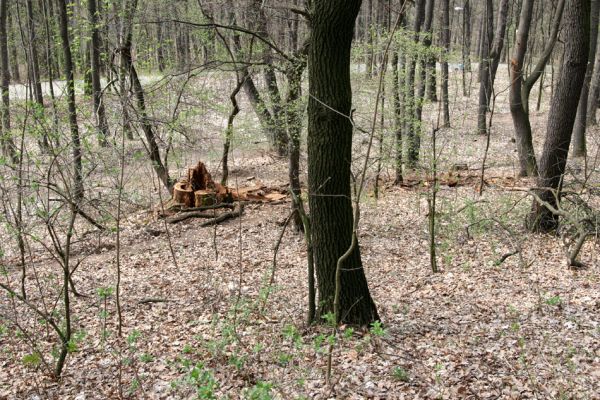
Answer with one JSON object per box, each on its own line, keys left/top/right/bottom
{"left": 166, "top": 203, "right": 244, "bottom": 225}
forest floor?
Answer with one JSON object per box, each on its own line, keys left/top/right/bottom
{"left": 0, "top": 66, "right": 599, "bottom": 399}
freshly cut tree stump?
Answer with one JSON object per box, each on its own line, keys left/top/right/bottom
{"left": 173, "top": 181, "right": 194, "bottom": 207}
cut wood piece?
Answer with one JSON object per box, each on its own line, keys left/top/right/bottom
{"left": 173, "top": 181, "right": 194, "bottom": 207}
{"left": 194, "top": 190, "right": 217, "bottom": 207}
{"left": 264, "top": 193, "right": 287, "bottom": 201}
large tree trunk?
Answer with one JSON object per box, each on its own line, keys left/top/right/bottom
{"left": 0, "top": 0, "right": 16, "bottom": 162}
{"left": 477, "top": 0, "right": 510, "bottom": 135}
{"left": 571, "top": 0, "right": 599, "bottom": 157}
{"left": 528, "top": 0, "right": 589, "bottom": 232}
{"left": 308, "top": 0, "right": 379, "bottom": 325}
{"left": 88, "top": 0, "right": 109, "bottom": 146}
{"left": 57, "top": 0, "right": 84, "bottom": 200}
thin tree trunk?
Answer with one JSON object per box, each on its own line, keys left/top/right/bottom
{"left": 392, "top": 47, "right": 403, "bottom": 183}
{"left": 25, "top": 0, "right": 47, "bottom": 148}
{"left": 405, "top": 0, "right": 425, "bottom": 168}
{"left": 121, "top": 0, "right": 172, "bottom": 193}
{"left": 88, "top": 0, "right": 109, "bottom": 146}
{"left": 587, "top": 20, "right": 600, "bottom": 125}
{"left": 57, "top": 0, "right": 84, "bottom": 201}
{"left": 478, "top": 0, "right": 510, "bottom": 135}
{"left": 462, "top": 0, "right": 471, "bottom": 95}
{"left": 510, "top": 0, "right": 538, "bottom": 177}
{"left": 440, "top": 0, "right": 450, "bottom": 126}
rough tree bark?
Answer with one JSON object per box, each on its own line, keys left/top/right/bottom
{"left": 308, "top": 0, "right": 379, "bottom": 325}
{"left": 88, "top": 0, "right": 109, "bottom": 146}
{"left": 528, "top": 0, "right": 590, "bottom": 232}
{"left": 571, "top": 0, "right": 599, "bottom": 157}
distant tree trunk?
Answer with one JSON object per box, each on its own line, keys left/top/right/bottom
{"left": 405, "top": 0, "right": 425, "bottom": 168}
{"left": 8, "top": 6, "right": 19, "bottom": 82}
{"left": 571, "top": 0, "right": 599, "bottom": 157}
{"left": 88, "top": 0, "right": 109, "bottom": 146}
{"left": 440, "top": 0, "right": 450, "bottom": 126}
{"left": 528, "top": 0, "right": 589, "bottom": 232}
{"left": 462, "top": 0, "right": 471, "bottom": 95}
{"left": 423, "top": 0, "right": 437, "bottom": 103}
{"left": 252, "top": 0, "right": 287, "bottom": 156}
{"left": 366, "top": 0, "right": 374, "bottom": 78}
{"left": 477, "top": 0, "right": 510, "bottom": 135}
{"left": 25, "top": 0, "right": 47, "bottom": 148}
{"left": 414, "top": 0, "right": 435, "bottom": 136}
{"left": 0, "top": 0, "right": 16, "bottom": 162}
{"left": 114, "top": 1, "right": 132, "bottom": 140}
{"left": 25, "top": 0, "right": 43, "bottom": 106}
{"left": 392, "top": 46, "right": 403, "bottom": 183}
{"left": 57, "top": 0, "right": 84, "bottom": 200}
{"left": 121, "top": 0, "right": 172, "bottom": 192}
{"left": 308, "top": 0, "right": 379, "bottom": 325}
{"left": 155, "top": 8, "right": 165, "bottom": 72}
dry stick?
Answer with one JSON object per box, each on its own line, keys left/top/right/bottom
{"left": 492, "top": 217, "right": 525, "bottom": 268}
{"left": 260, "top": 211, "right": 294, "bottom": 314}
{"left": 428, "top": 126, "right": 440, "bottom": 273}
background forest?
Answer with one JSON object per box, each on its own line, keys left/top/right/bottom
{"left": 0, "top": 0, "right": 598, "bottom": 398}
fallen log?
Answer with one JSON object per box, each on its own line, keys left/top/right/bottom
{"left": 167, "top": 203, "right": 244, "bottom": 225}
